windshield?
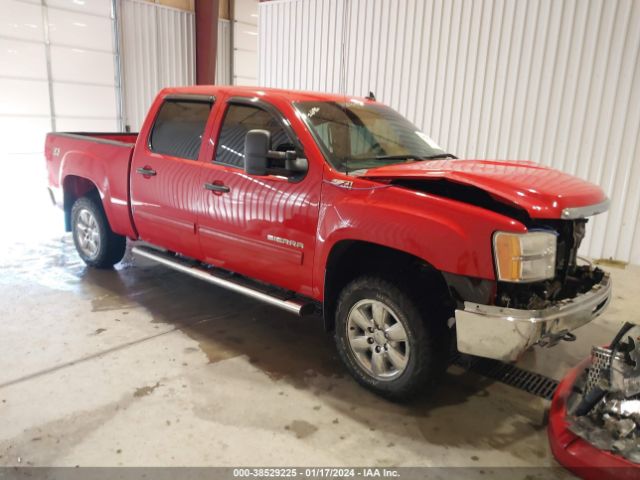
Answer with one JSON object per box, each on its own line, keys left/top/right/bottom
{"left": 295, "top": 101, "right": 452, "bottom": 173}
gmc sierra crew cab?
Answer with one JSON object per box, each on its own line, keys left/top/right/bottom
{"left": 45, "top": 86, "right": 612, "bottom": 400}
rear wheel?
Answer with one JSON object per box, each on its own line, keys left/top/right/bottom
{"left": 334, "top": 275, "right": 447, "bottom": 401}
{"left": 71, "top": 196, "right": 126, "bottom": 268}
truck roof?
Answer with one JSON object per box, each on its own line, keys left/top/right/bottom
{"left": 159, "top": 85, "right": 373, "bottom": 104}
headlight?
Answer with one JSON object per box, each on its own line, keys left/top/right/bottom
{"left": 493, "top": 231, "right": 557, "bottom": 282}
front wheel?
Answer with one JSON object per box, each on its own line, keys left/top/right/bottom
{"left": 334, "top": 276, "right": 447, "bottom": 401}
{"left": 71, "top": 196, "right": 126, "bottom": 268}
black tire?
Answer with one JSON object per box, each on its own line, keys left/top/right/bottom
{"left": 334, "top": 275, "right": 448, "bottom": 401}
{"left": 71, "top": 195, "right": 126, "bottom": 268}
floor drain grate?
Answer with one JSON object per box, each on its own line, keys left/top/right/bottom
{"left": 452, "top": 354, "right": 560, "bottom": 400}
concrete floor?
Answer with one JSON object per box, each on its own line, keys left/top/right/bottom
{"left": 2, "top": 236, "right": 638, "bottom": 472}
{"left": 1, "top": 155, "right": 638, "bottom": 473}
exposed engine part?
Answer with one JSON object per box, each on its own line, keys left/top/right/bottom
{"left": 497, "top": 264, "right": 605, "bottom": 310}
{"left": 604, "top": 400, "right": 640, "bottom": 422}
{"left": 611, "top": 356, "right": 640, "bottom": 398}
{"left": 567, "top": 324, "right": 640, "bottom": 464}
{"left": 585, "top": 345, "right": 628, "bottom": 394}
{"left": 617, "top": 418, "right": 636, "bottom": 438}
{"left": 496, "top": 219, "right": 598, "bottom": 310}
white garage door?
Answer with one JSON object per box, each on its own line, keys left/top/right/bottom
{"left": 0, "top": 0, "right": 120, "bottom": 154}
{"left": 259, "top": 0, "right": 640, "bottom": 265}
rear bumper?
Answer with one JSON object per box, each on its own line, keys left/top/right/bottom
{"left": 455, "top": 273, "right": 611, "bottom": 361}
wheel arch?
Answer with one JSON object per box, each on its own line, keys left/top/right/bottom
{"left": 322, "top": 240, "right": 454, "bottom": 331}
{"left": 62, "top": 175, "right": 101, "bottom": 232}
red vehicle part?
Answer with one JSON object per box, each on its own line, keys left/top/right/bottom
{"left": 45, "top": 132, "right": 138, "bottom": 238}
{"left": 361, "top": 158, "right": 608, "bottom": 219}
{"left": 43, "top": 85, "right": 615, "bottom": 391}
{"left": 45, "top": 86, "right": 609, "bottom": 300}
{"left": 548, "top": 358, "right": 639, "bottom": 480}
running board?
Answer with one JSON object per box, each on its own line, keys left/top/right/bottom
{"left": 132, "top": 246, "right": 316, "bottom": 316}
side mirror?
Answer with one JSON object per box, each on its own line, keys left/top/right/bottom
{"left": 244, "top": 129, "right": 309, "bottom": 179}
{"left": 244, "top": 129, "right": 270, "bottom": 176}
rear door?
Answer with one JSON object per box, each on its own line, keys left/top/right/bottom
{"left": 197, "top": 97, "right": 322, "bottom": 296}
{"left": 130, "top": 94, "right": 214, "bottom": 258}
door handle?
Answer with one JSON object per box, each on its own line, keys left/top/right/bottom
{"left": 204, "top": 182, "right": 230, "bottom": 193}
{"left": 136, "top": 166, "right": 157, "bottom": 177}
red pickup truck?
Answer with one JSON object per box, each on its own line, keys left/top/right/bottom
{"left": 45, "top": 86, "right": 612, "bottom": 400}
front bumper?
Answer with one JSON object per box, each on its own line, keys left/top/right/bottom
{"left": 455, "top": 273, "right": 611, "bottom": 362}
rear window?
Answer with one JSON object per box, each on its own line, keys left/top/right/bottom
{"left": 149, "top": 99, "right": 212, "bottom": 160}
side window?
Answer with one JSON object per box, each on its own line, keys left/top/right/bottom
{"left": 214, "top": 104, "right": 294, "bottom": 168}
{"left": 149, "top": 99, "right": 212, "bottom": 160}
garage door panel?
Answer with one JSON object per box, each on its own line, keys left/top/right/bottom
{"left": 234, "top": 50, "right": 257, "bottom": 80}
{"left": 0, "top": 78, "right": 50, "bottom": 115}
{"left": 0, "top": 0, "right": 44, "bottom": 41}
{"left": 234, "top": 76, "right": 257, "bottom": 86}
{"left": 47, "top": 8, "right": 113, "bottom": 52}
{"left": 56, "top": 117, "right": 118, "bottom": 132}
{"left": 234, "top": 23, "right": 258, "bottom": 51}
{"left": 0, "top": 38, "right": 47, "bottom": 79}
{"left": 52, "top": 83, "right": 117, "bottom": 118}
{"left": 0, "top": 116, "right": 51, "bottom": 154}
{"left": 235, "top": 0, "right": 258, "bottom": 25}
{"left": 47, "top": 0, "right": 112, "bottom": 17}
{"left": 50, "top": 45, "right": 115, "bottom": 86}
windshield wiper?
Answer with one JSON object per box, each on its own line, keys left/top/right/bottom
{"left": 368, "top": 153, "right": 458, "bottom": 161}
{"left": 370, "top": 155, "right": 416, "bottom": 160}
{"left": 422, "top": 153, "right": 458, "bottom": 159}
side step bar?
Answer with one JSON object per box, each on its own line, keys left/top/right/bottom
{"left": 132, "top": 246, "right": 316, "bottom": 316}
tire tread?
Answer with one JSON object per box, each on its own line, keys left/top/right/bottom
{"left": 334, "top": 275, "right": 448, "bottom": 401}
{"left": 71, "top": 196, "right": 126, "bottom": 268}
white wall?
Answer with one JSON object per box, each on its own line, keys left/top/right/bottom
{"left": 120, "top": 0, "right": 195, "bottom": 131}
{"left": 217, "top": 18, "right": 232, "bottom": 85}
{"left": 233, "top": 0, "right": 258, "bottom": 85}
{"left": 0, "top": 0, "right": 120, "bottom": 153}
{"left": 259, "top": 0, "right": 640, "bottom": 265}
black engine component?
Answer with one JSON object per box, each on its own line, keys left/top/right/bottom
{"left": 496, "top": 218, "right": 602, "bottom": 309}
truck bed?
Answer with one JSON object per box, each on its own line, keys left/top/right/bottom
{"left": 45, "top": 131, "right": 139, "bottom": 238}
{"left": 50, "top": 131, "right": 139, "bottom": 146}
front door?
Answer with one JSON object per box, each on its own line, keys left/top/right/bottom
{"left": 130, "top": 96, "right": 214, "bottom": 258}
{"left": 197, "top": 98, "right": 321, "bottom": 296}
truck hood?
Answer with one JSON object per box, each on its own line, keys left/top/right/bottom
{"left": 360, "top": 159, "right": 608, "bottom": 219}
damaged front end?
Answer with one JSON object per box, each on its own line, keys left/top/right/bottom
{"left": 555, "top": 324, "right": 640, "bottom": 470}
{"left": 385, "top": 175, "right": 612, "bottom": 362}
{"left": 455, "top": 200, "right": 609, "bottom": 362}
{"left": 495, "top": 218, "right": 606, "bottom": 311}
{"left": 455, "top": 272, "right": 611, "bottom": 361}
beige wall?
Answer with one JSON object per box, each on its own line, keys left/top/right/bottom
{"left": 141, "top": 0, "right": 195, "bottom": 12}
{"left": 219, "top": 0, "right": 230, "bottom": 19}
{"left": 138, "top": 0, "right": 232, "bottom": 18}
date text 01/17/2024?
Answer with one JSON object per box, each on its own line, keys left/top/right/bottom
{"left": 232, "top": 468, "right": 400, "bottom": 478}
